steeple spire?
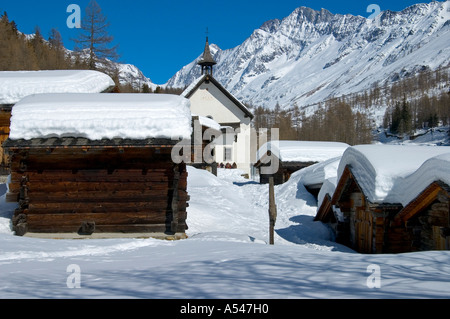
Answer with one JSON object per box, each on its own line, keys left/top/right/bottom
{"left": 198, "top": 35, "right": 217, "bottom": 76}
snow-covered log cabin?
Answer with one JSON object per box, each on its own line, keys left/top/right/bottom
{"left": 4, "top": 93, "right": 192, "bottom": 239}
{"left": 0, "top": 70, "right": 116, "bottom": 177}
{"left": 255, "top": 141, "right": 349, "bottom": 186}
{"left": 315, "top": 145, "right": 450, "bottom": 253}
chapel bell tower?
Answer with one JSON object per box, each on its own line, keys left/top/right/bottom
{"left": 198, "top": 37, "right": 217, "bottom": 76}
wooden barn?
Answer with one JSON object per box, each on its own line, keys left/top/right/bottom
{"left": 4, "top": 93, "right": 192, "bottom": 239}
{"left": 315, "top": 145, "right": 450, "bottom": 254}
{"left": 0, "top": 70, "right": 115, "bottom": 178}
{"left": 255, "top": 141, "right": 349, "bottom": 185}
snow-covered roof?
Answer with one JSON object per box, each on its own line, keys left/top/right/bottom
{"left": 257, "top": 141, "right": 350, "bottom": 163}
{"left": 317, "top": 177, "right": 338, "bottom": 212}
{"left": 301, "top": 156, "right": 342, "bottom": 187}
{"left": 181, "top": 74, "right": 205, "bottom": 98}
{"left": 337, "top": 145, "right": 450, "bottom": 204}
{"left": 9, "top": 93, "right": 192, "bottom": 141}
{"left": 0, "top": 70, "right": 115, "bottom": 105}
{"left": 395, "top": 153, "right": 450, "bottom": 206}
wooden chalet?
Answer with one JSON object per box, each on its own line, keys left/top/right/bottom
{"left": 315, "top": 145, "right": 450, "bottom": 254}
{"left": 0, "top": 70, "right": 115, "bottom": 178}
{"left": 315, "top": 165, "right": 404, "bottom": 253}
{"left": 255, "top": 141, "right": 349, "bottom": 185}
{"left": 255, "top": 155, "right": 315, "bottom": 185}
{"left": 4, "top": 93, "right": 192, "bottom": 239}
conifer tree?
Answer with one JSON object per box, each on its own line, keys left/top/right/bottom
{"left": 48, "top": 29, "right": 68, "bottom": 69}
{"left": 72, "top": 0, "right": 119, "bottom": 71}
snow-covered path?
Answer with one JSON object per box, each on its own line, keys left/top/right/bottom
{"left": 0, "top": 167, "right": 449, "bottom": 299}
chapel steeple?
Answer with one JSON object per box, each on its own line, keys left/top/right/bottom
{"left": 198, "top": 36, "right": 217, "bottom": 76}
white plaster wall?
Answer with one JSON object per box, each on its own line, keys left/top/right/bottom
{"left": 188, "top": 80, "right": 253, "bottom": 176}
{"left": 189, "top": 82, "right": 251, "bottom": 126}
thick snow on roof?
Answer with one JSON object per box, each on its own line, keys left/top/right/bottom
{"left": 395, "top": 153, "right": 450, "bottom": 206}
{"left": 257, "top": 141, "right": 349, "bottom": 163}
{"left": 338, "top": 145, "right": 450, "bottom": 204}
{"left": 0, "top": 70, "right": 115, "bottom": 105}
{"left": 301, "top": 156, "right": 342, "bottom": 187}
{"left": 317, "top": 177, "right": 338, "bottom": 211}
{"left": 9, "top": 93, "right": 192, "bottom": 141}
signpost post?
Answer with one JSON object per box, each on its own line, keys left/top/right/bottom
{"left": 268, "top": 176, "right": 277, "bottom": 245}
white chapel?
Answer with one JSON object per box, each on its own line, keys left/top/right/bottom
{"left": 182, "top": 38, "right": 255, "bottom": 177}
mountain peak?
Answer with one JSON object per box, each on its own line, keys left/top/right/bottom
{"left": 291, "top": 6, "right": 334, "bottom": 22}
{"left": 167, "top": 1, "right": 450, "bottom": 112}
{"left": 260, "top": 19, "right": 281, "bottom": 33}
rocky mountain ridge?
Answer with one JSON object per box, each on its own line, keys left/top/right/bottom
{"left": 166, "top": 1, "right": 450, "bottom": 110}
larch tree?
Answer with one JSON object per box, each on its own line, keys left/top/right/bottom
{"left": 72, "top": 0, "right": 119, "bottom": 71}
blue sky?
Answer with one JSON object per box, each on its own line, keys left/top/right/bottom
{"left": 1, "top": 0, "right": 433, "bottom": 84}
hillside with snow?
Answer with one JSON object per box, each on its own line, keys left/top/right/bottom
{"left": 167, "top": 1, "right": 450, "bottom": 111}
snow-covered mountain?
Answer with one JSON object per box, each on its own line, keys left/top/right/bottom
{"left": 23, "top": 33, "right": 157, "bottom": 91}
{"left": 72, "top": 49, "right": 155, "bottom": 90}
{"left": 113, "top": 62, "right": 156, "bottom": 90}
{"left": 166, "top": 1, "right": 450, "bottom": 109}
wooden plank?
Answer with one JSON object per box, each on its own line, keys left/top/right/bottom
{"left": 26, "top": 211, "right": 187, "bottom": 226}
{"left": 26, "top": 223, "right": 188, "bottom": 234}
{"left": 94, "top": 223, "right": 188, "bottom": 234}
{"left": 10, "top": 150, "right": 176, "bottom": 171}
{"left": 170, "top": 165, "right": 180, "bottom": 233}
{"left": 28, "top": 201, "right": 188, "bottom": 213}
{"left": 12, "top": 170, "right": 187, "bottom": 183}
{"left": 16, "top": 169, "right": 176, "bottom": 178}
{"left": 27, "top": 189, "right": 188, "bottom": 202}
{"left": 8, "top": 180, "right": 188, "bottom": 193}
{"left": 396, "top": 183, "right": 443, "bottom": 222}
{"left": 6, "top": 193, "right": 19, "bottom": 203}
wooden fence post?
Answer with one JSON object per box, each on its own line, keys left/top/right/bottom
{"left": 269, "top": 176, "right": 277, "bottom": 245}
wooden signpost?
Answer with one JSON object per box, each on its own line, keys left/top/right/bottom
{"left": 268, "top": 176, "right": 277, "bottom": 245}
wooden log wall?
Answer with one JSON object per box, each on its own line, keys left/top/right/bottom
{"left": 333, "top": 176, "right": 405, "bottom": 254}
{"left": 6, "top": 145, "right": 189, "bottom": 237}
{"left": 407, "top": 190, "right": 450, "bottom": 251}
{"left": 0, "top": 109, "right": 11, "bottom": 175}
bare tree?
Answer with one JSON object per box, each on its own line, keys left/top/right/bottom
{"left": 72, "top": 0, "right": 119, "bottom": 71}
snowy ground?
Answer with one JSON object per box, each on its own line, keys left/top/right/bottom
{"left": 0, "top": 167, "right": 449, "bottom": 300}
